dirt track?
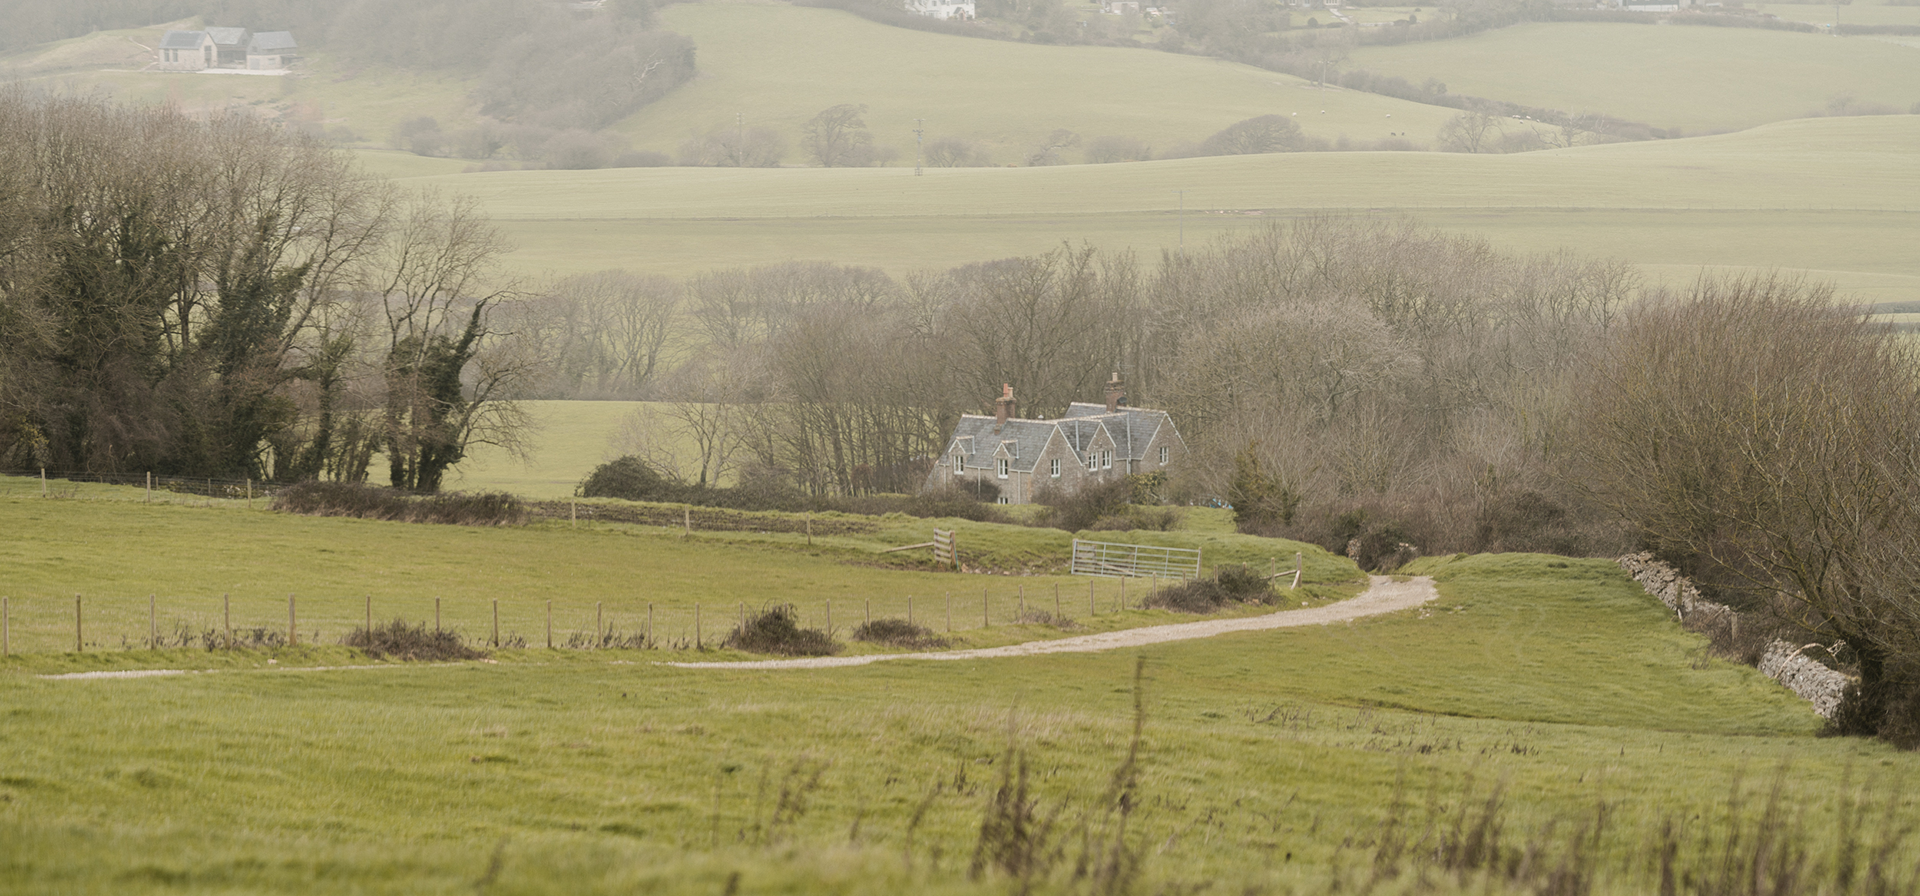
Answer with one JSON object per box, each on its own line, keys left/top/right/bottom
{"left": 664, "top": 575, "right": 1437, "bottom": 671}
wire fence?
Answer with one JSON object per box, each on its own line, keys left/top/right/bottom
{"left": 3, "top": 469, "right": 284, "bottom": 501}
{"left": 0, "top": 579, "right": 1186, "bottom": 658}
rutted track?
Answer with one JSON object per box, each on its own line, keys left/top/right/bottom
{"left": 664, "top": 575, "right": 1436, "bottom": 671}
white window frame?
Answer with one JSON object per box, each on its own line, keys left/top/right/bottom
{"left": 1159, "top": 446, "right": 1169, "bottom": 465}
{"left": 954, "top": 453, "right": 964, "bottom": 474}
{"left": 997, "top": 457, "right": 1010, "bottom": 479}
{"left": 1087, "top": 454, "right": 1097, "bottom": 472}
{"left": 1050, "top": 458, "right": 1061, "bottom": 477}
{"left": 1101, "top": 449, "right": 1112, "bottom": 470}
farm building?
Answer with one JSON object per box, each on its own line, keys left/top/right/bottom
{"left": 154, "top": 27, "right": 296, "bottom": 72}
{"left": 246, "top": 32, "right": 298, "bottom": 70}
{"left": 156, "top": 31, "right": 216, "bottom": 71}
{"left": 904, "top": 0, "right": 976, "bottom": 20}
{"left": 924, "top": 375, "right": 1187, "bottom": 504}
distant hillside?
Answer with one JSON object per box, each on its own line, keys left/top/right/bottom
{"left": 1343, "top": 21, "right": 1920, "bottom": 133}
{"left": 611, "top": 3, "right": 1461, "bottom": 166}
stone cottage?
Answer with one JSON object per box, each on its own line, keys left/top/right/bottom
{"left": 157, "top": 30, "right": 216, "bottom": 71}
{"left": 924, "top": 375, "right": 1187, "bottom": 504}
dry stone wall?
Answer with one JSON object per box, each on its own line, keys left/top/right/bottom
{"left": 1617, "top": 552, "right": 1851, "bottom": 718}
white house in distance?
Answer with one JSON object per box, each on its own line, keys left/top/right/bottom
{"left": 924, "top": 375, "right": 1187, "bottom": 504}
{"left": 154, "top": 27, "right": 297, "bottom": 72}
{"left": 905, "top": 0, "right": 976, "bottom": 20}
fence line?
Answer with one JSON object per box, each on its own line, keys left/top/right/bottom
{"left": 0, "top": 581, "right": 1167, "bottom": 657}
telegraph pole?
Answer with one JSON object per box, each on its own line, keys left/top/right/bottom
{"left": 914, "top": 117, "right": 926, "bottom": 176}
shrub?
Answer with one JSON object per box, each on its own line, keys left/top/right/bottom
{"left": 852, "top": 617, "right": 951, "bottom": 649}
{"left": 578, "top": 456, "right": 683, "bottom": 502}
{"left": 1146, "top": 564, "right": 1274, "bottom": 613}
{"left": 724, "top": 605, "right": 839, "bottom": 656}
{"left": 345, "top": 618, "right": 488, "bottom": 661}
{"left": 273, "top": 482, "right": 526, "bottom": 526}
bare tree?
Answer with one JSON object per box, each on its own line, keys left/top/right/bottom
{"left": 1436, "top": 111, "right": 1501, "bottom": 153}
{"left": 803, "top": 104, "right": 879, "bottom": 167}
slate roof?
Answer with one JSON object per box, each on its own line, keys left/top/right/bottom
{"left": 1062, "top": 403, "right": 1175, "bottom": 461}
{"left": 159, "top": 30, "right": 210, "bottom": 50}
{"left": 248, "top": 31, "right": 298, "bottom": 52}
{"left": 946, "top": 416, "right": 1062, "bottom": 475}
{"left": 205, "top": 26, "right": 249, "bottom": 46}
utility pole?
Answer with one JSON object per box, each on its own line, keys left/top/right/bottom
{"left": 913, "top": 117, "right": 926, "bottom": 176}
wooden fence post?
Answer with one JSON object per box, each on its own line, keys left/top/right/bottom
{"left": 1293, "top": 552, "right": 1304, "bottom": 590}
{"left": 246, "top": 478, "right": 252, "bottom": 509}
{"left": 684, "top": 507, "right": 692, "bottom": 537}
{"left": 149, "top": 593, "right": 157, "bottom": 649}
{"left": 647, "top": 602, "right": 654, "bottom": 647}
{"left": 825, "top": 599, "right": 831, "bottom": 635}
{"left": 806, "top": 513, "right": 812, "bottom": 547}
{"left": 1055, "top": 583, "right": 1061, "bottom": 618}
{"left": 865, "top": 598, "right": 870, "bottom": 628}
{"left": 546, "top": 600, "right": 553, "bottom": 649}
{"left": 1120, "top": 578, "right": 1126, "bottom": 611}
{"left": 435, "top": 597, "right": 441, "bottom": 632}
{"left": 288, "top": 593, "right": 296, "bottom": 646}
{"left": 983, "top": 588, "right": 989, "bottom": 627}
{"left": 1090, "top": 580, "right": 1096, "bottom": 616}
{"left": 75, "top": 594, "right": 82, "bottom": 652}
{"left": 946, "top": 592, "right": 952, "bottom": 633}
{"left": 146, "top": 471, "right": 152, "bottom": 503}
{"left": 739, "top": 602, "right": 745, "bottom": 631}
{"left": 3, "top": 596, "right": 8, "bottom": 657}
{"left": 695, "top": 602, "right": 701, "bottom": 649}
{"left": 492, "top": 600, "right": 499, "bottom": 648}
{"left": 596, "top": 601, "right": 603, "bottom": 647}
{"left": 365, "top": 594, "right": 372, "bottom": 636}
{"left": 224, "top": 594, "right": 231, "bottom": 648}
{"left": 40, "top": 467, "right": 47, "bottom": 498}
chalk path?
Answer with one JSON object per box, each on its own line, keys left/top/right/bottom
{"left": 32, "top": 577, "right": 1435, "bottom": 680}
{"left": 663, "top": 575, "right": 1437, "bottom": 671}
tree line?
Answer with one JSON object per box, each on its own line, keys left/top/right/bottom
{"left": 0, "top": 89, "right": 530, "bottom": 490}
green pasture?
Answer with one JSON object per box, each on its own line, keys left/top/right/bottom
{"left": 0, "top": 479, "right": 1358, "bottom": 661}
{"left": 620, "top": 3, "right": 1458, "bottom": 164}
{"left": 410, "top": 117, "right": 1920, "bottom": 303}
{"left": 3, "top": 533, "right": 1910, "bottom": 893}
{"left": 1344, "top": 22, "right": 1920, "bottom": 133}
{"left": 449, "top": 400, "right": 658, "bottom": 499}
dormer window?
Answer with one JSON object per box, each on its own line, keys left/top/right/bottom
{"left": 1101, "top": 449, "right": 1112, "bottom": 470}
{"left": 1159, "top": 446, "right": 1169, "bottom": 465}
{"left": 1087, "top": 454, "right": 1097, "bottom": 472}
{"left": 1050, "top": 459, "right": 1061, "bottom": 477}
{"left": 954, "top": 453, "right": 964, "bottom": 474}
{"left": 997, "top": 458, "right": 1010, "bottom": 479}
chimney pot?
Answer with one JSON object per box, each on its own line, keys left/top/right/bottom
{"left": 1104, "top": 372, "right": 1125, "bottom": 413}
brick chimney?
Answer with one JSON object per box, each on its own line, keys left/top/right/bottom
{"left": 994, "top": 383, "right": 1016, "bottom": 431}
{"left": 1104, "top": 372, "right": 1124, "bottom": 413}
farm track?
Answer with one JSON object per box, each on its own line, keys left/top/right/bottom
{"left": 33, "top": 577, "right": 1435, "bottom": 680}
{"left": 665, "top": 575, "right": 1437, "bottom": 671}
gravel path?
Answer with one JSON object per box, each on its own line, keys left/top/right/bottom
{"left": 664, "top": 575, "right": 1437, "bottom": 671}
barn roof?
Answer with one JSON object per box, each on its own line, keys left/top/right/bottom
{"left": 158, "top": 30, "right": 210, "bottom": 50}
{"left": 248, "top": 31, "right": 298, "bottom": 52}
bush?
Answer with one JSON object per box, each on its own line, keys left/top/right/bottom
{"left": 852, "top": 617, "right": 951, "bottom": 649}
{"left": 724, "top": 605, "right": 840, "bottom": 656}
{"left": 273, "top": 482, "right": 525, "bottom": 526}
{"left": 578, "top": 456, "right": 683, "bottom": 502}
{"left": 1146, "top": 564, "right": 1275, "bottom": 613}
{"left": 345, "top": 618, "right": 488, "bottom": 661}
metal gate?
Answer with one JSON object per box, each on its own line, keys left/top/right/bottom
{"left": 1070, "top": 539, "right": 1201, "bottom": 579}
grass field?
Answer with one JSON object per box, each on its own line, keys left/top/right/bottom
{"left": 2, "top": 491, "right": 1911, "bottom": 893}
{"left": 619, "top": 4, "right": 1457, "bottom": 165}
{"left": 0, "top": 477, "right": 1361, "bottom": 662}
{"left": 1344, "top": 22, "right": 1920, "bottom": 133}
{"left": 408, "top": 116, "right": 1920, "bottom": 304}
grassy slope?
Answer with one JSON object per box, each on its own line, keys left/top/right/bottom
{"left": 1, "top": 23, "right": 488, "bottom": 148}
{"left": 2, "top": 547, "right": 1905, "bottom": 894}
{"left": 412, "top": 116, "right": 1920, "bottom": 303}
{"left": 0, "top": 480, "right": 1359, "bottom": 660}
{"left": 622, "top": 4, "right": 1457, "bottom": 164}
{"left": 1344, "top": 22, "right": 1920, "bottom": 133}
